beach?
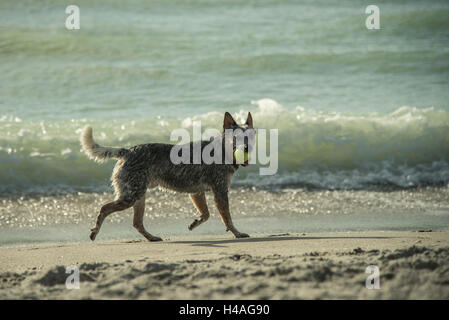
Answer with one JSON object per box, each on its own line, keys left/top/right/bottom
{"left": 1, "top": 231, "right": 448, "bottom": 299}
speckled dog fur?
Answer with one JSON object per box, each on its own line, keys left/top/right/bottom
{"left": 81, "top": 112, "right": 254, "bottom": 242}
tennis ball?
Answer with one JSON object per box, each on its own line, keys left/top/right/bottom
{"left": 234, "top": 149, "right": 249, "bottom": 163}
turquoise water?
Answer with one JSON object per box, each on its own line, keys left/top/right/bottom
{"left": 1, "top": 1, "right": 449, "bottom": 243}
{"left": 1, "top": 0, "right": 449, "bottom": 120}
{"left": 1, "top": 0, "right": 448, "bottom": 193}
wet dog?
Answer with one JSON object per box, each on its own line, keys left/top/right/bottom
{"left": 80, "top": 112, "right": 254, "bottom": 241}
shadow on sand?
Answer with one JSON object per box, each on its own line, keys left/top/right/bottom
{"left": 168, "top": 234, "right": 393, "bottom": 247}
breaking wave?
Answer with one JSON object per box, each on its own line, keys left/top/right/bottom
{"left": 1, "top": 99, "right": 448, "bottom": 194}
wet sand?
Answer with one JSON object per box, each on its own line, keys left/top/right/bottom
{"left": 1, "top": 231, "right": 448, "bottom": 299}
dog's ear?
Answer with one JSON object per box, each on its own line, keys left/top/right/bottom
{"left": 246, "top": 112, "right": 253, "bottom": 128}
{"left": 223, "top": 112, "right": 237, "bottom": 130}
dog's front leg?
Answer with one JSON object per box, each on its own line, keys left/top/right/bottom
{"left": 188, "top": 192, "right": 210, "bottom": 231}
{"left": 213, "top": 190, "right": 249, "bottom": 238}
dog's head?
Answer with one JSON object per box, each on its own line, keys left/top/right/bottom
{"left": 223, "top": 112, "right": 255, "bottom": 167}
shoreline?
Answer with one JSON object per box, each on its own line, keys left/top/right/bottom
{"left": 1, "top": 231, "right": 448, "bottom": 299}
{"left": 0, "top": 228, "right": 444, "bottom": 250}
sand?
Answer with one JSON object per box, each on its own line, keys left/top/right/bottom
{"left": 1, "top": 231, "right": 448, "bottom": 299}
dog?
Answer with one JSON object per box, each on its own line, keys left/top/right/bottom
{"left": 80, "top": 112, "right": 254, "bottom": 242}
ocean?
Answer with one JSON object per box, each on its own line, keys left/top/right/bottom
{"left": 1, "top": 0, "right": 448, "bottom": 246}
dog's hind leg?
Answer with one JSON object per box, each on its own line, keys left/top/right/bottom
{"left": 90, "top": 198, "right": 134, "bottom": 241}
{"left": 132, "top": 194, "right": 162, "bottom": 242}
{"left": 188, "top": 192, "right": 210, "bottom": 231}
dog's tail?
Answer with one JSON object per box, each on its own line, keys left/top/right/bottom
{"left": 80, "top": 126, "right": 129, "bottom": 163}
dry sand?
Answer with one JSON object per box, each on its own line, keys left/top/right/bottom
{"left": 1, "top": 231, "right": 449, "bottom": 299}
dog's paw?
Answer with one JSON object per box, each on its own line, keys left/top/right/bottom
{"left": 89, "top": 230, "right": 98, "bottom": 241}
{"left": 235, "top": 232, "right": 250, "bottom": 238}
{"left": 188, "top": 219, "right": 199, "bottom": 231}
{"left": 147, "top": 235, "right": 163, "bottom": 242}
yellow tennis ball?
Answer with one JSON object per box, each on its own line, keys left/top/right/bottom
{"left": 234, "top": 149, "right": 249, "bottom": 163}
